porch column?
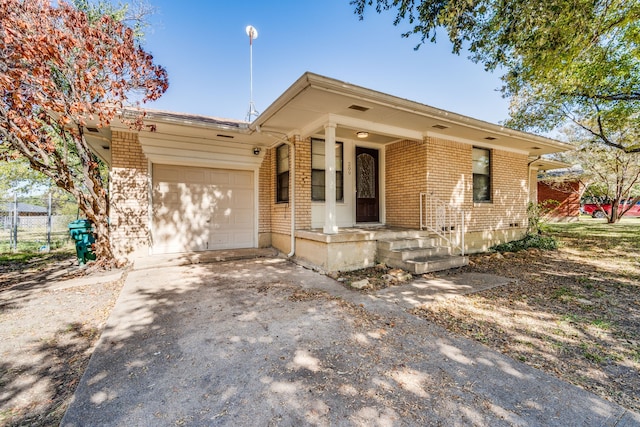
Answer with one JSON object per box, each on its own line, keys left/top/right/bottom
{"left": 323, "top": 123, "right": 338, "bottom": 234}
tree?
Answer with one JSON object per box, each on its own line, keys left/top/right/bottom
{"left": 352, "top": 0, "right": 640, "bottom": 151}
{"left": 0, "top": 0, "right": 168, "bottom": 262}
{"left": 352, "top": 1, "right": 640, "bottom": 101}
{"left": 570, "top": 142, "right": 640, "bottom": 223}
{"left": 0, "top": 158, "right": 53, "bottom": 199}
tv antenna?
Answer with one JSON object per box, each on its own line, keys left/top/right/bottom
{"left": 245, "top": 25, "right": 259, "bottom": 121}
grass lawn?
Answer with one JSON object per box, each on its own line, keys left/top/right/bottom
{"left": 413, "top": 218, "right": 640, "bottom": 413}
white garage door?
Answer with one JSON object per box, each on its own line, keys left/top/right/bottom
{"left": 152, "top": 164, "right": 254, "bottom": 253}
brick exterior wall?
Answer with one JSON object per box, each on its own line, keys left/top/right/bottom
{"left": 258, "top": 148, "right": 272, "bottom": 234}
{"left": 258, "top": 147, "right": 273, "bottom": 247}
{"left": 110, "top": 131, "right": 149, "bottom": 258}
{"left": 108, "top": 129, "right": 533, "bottom": 258}
{"left": 538, "top": 180, "right": 581, "bottom": 221}
{"left": 269, "top": 144, "right": 291, "bottom": 237}
{"left": 424, "top": 137, "right": 472, "bottom": 210}
{"left": 264, "top": 136, "right": 314, "bottom": 253}
{"left": 295, "top": 137, "right": 312, "bottom": 229}
{"left": 386, "top": 136, "right": 530, "bottom": 234}
{"left": 467, "top": 149, "right": 529, "bottom": 232}
{"left": 386, "top": 140, "right": 428, "bottom": 229}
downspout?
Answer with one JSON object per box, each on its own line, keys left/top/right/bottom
{"left": 287, "top": 140, "right": 296, "bottom": 257}
{"left": 528, "top": 156, "right": 541, "bottom": 205}
{"left": 257, "top": 126, "right": 296, "bottom": 258}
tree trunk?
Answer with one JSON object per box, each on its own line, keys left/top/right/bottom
{"left": 92, "top": 211, "right": 114, "bottom": 262}
{"left": 608, "top": 199, "right": 620, "bottom": 224}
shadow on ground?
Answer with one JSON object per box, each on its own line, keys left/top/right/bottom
{"left": 416, "top": 248, "right": 640, "bottom": 413}
{"left": 0, "top": 261, "right": 122, "bottom": 427}
{"left": 62, "top": 258, "right": 637, "bottom": 426}
{"left": 0, "top": 323, "right": 97, "bottom": 426}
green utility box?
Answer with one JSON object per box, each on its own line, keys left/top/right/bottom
{"left": 68, "top": 219, "right": 96, "bottom": 265}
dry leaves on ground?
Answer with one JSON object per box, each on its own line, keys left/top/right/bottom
{"left": 413, "top": 243, "right": 640, "bottom": 413}
{"left": 0, "top": 255, "right": 125, "bottom": 427}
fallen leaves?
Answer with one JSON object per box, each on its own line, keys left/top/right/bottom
{"left": 413, "top": 245, "right": 640, "bottom": 413}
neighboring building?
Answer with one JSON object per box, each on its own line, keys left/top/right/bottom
{"left": 1, "top": 202, "right": 47, "bottom": 216}
{"left": 536, "top": 166, "right": 583, "bottom": 222}
{"left": 0, "top": 202, "right": 48, "bottom": 229}
{"left": 538, "top": 180, "right": 582, "bottom": 222}
{"left": 85, "top": 72, "right": 572, "bottom": 272}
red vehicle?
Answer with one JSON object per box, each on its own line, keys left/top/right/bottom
{"left": 581, "top": 198, "right": 640, "bottom": 218}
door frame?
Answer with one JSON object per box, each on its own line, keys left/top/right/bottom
{"left": 355, "top": 146, "right": 380, "bottom": 223}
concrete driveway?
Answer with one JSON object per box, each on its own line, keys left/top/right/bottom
{"left": 62, "top": 255, "right": 640, "bottom": 426}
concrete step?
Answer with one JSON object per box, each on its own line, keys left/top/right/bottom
{"left": 378, "top": 246, "right": 449, "bottom": 262}
{"left": 376, "top": 233, "right": 466, "bottom": 274}
{"left": 377, "top": 237, "right": 439, "bottom": 251}
{"left": 402, "top": 255, "right": 469, "bottom": 274}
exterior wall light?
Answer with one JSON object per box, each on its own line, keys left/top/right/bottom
{"left": 356, "top": 131, "right": 369, "bottom": 138}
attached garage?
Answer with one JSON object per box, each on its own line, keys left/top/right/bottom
{"left": 151, "top": 164, "right": 255, "bottom": 254}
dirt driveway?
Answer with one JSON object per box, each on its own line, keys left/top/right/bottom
{"left": 61, "top": 257, "right": 638, "bottom": 426}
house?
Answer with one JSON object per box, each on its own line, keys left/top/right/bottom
{"left": 0, "top": 202, "right": 48, "bottom": 216}
{"left": 0, "top": 202, "right": 48, "bottom": 229}
{"left": 86, "top": 72, "right": 572, "bottom": 272}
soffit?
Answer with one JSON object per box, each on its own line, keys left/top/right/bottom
{"left": 529, "top": 158, "right": 572, "bottom": 171}
{"left": 83, "top": 126, "right": 112, "bottom": 165}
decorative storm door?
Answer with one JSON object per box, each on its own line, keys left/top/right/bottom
{"left": 355, "top": 147, "right": 379, "bottom": 222}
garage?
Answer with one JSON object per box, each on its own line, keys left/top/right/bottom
{"left": 151, "top": 164, "right": 255, "bottom": 254}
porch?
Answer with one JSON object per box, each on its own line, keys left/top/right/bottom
{"left": 293, "top": 226, "right": 468, "bottom": 273}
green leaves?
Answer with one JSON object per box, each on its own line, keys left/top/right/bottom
{"left": 354, "top": 0, "right": 640, "bottom": 153}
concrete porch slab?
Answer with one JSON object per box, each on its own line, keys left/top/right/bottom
{"left": 295, "top": 226, "right": 433, "bottom": 243}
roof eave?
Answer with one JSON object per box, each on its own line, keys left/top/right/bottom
{"left": 120, "top": 108, "right": 252, "bottom": 134}
{"left": 253, "top": 72, "right": 573, "bottom": 154}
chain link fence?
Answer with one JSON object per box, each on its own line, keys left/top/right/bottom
{"left": 0, "top": 196, "right": 77, "bottom": 253}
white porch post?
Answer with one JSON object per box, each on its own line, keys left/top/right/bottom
{"left": 323, "top": 123, "right": 338, "bottom": 234}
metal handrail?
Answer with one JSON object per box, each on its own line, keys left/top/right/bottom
{"left": 419, "top": 192, "right": 465, "bottom": 256}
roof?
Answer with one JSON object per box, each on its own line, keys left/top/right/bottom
{"left": 90, "top": 72, "right": 574, "bottom": 163}
{"left": 253, "top": 72, "right": 573, "bottom": 156}
{"left": 538, "top": 165, "right": 584, "bottom": 180}
{"left": 128, "top": 109, "right": 249, "bottom": 131}
{"left": 1, "top": 202, "right": 47, "bottom": 214}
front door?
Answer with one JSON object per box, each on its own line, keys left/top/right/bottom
{"left": 356, "top": 147, "right": 379, "bottom": 223}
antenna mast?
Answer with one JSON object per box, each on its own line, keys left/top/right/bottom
{"left": 246, "top": 25, "right": 259, "bottom": 121}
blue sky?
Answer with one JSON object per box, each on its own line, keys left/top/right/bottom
{"left": 143, "top": 1, "right": 509, "bottom": 124}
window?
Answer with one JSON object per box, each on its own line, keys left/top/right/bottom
{"left": 472, "top": 147, "right": 491, "bottom": 202}
{"left": 311, "top": 139, "right": 343, "bottom": 201}
{"left": 276, "top": 144, "right": 289, "bottom": 202}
